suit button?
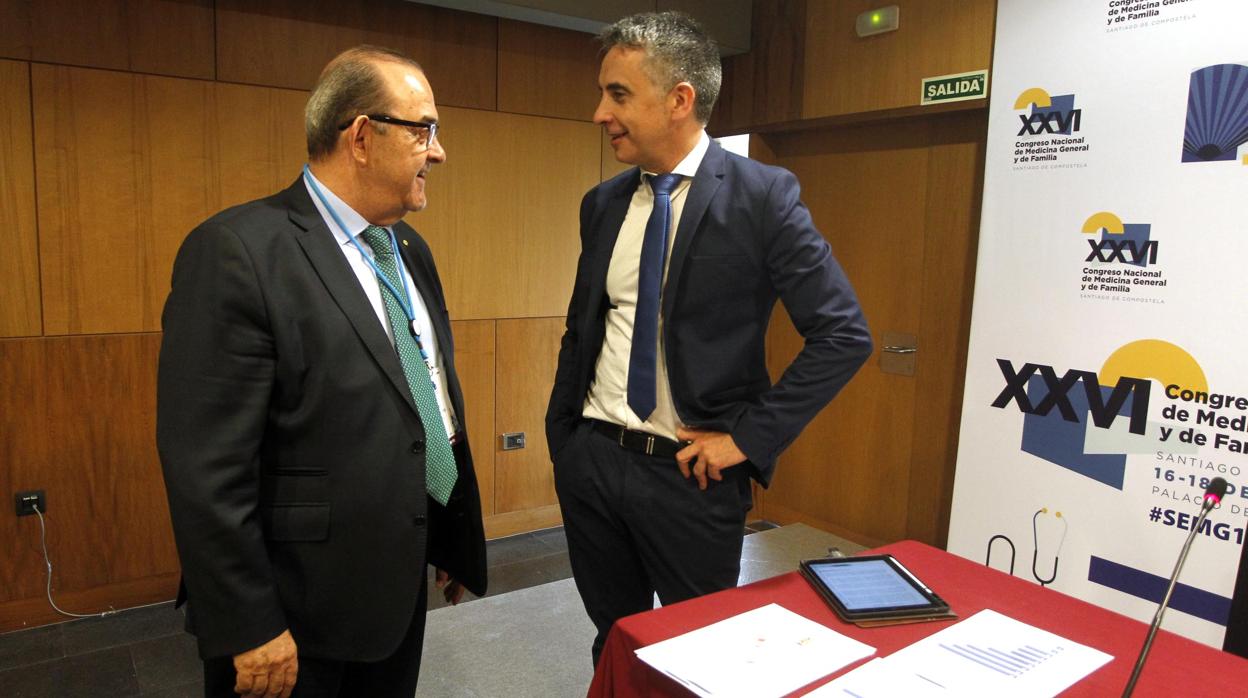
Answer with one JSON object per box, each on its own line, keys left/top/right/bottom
{"left": 413, "top": 515, "right": 427, "bottom": 526}
{"left": 411, "top": 440, "right": 425, "bottom": 454}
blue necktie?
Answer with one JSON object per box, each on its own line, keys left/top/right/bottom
{"left": 628, "top": 173, "right": 682, "bottom": 422}
{"left": 359, "top": 226, "right": 458, "bottom": 505}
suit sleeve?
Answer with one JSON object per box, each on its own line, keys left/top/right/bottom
{"left": 156, "top": 222, "right": 287, "bottom": 659}
{"left": 545, "top": 190, "right": 596, "bottom": 458}
{"left": 730, "top": 169, "right": 873, "bottom": 484}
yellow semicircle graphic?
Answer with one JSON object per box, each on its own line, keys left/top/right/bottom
{"left": 1100, "top": 339, "right": 1208, "bottom": 392}
{"left": 1081, "top": 211, "right": 1125, "bottom": 235}
{"left": 1014, "top": 87, "right": 1052, "bottom": 110}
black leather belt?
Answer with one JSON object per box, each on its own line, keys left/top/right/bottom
{"left": 591, "top": 419, "right": 686, "bottom": 459}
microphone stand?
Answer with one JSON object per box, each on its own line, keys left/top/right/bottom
{"left": 1122, "top": 493, "right": 1219, "bottom": 697}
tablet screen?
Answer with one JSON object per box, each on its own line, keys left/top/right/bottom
{"left": 811, "top": 559, "right": 930, "bottom": 611}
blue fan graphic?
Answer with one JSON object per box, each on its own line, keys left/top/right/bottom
{"left": 1182, "top": 63, "right": 1248, "bottom": 163}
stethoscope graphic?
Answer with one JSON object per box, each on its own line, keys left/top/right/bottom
{"left": 985, "top": 508, "right": 1069, "bottom": 587}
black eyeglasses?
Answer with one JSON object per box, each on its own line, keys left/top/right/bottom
{"left": 338, "top": 114, "right": 440, "bottom": 151}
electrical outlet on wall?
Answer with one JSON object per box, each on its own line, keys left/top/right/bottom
{"left": 14, "top": 490, "right": 46, "bottom": 516}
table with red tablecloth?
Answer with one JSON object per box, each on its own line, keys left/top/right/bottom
{"left": 588, "top": 539, "right": 1248, "bottom": 696}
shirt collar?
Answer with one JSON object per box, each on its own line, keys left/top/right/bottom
{"left": 640, "top": 130, "right": 711, "bottom": 182}
{"left": 302, "top": 168, "right": 383, "bottom": 247}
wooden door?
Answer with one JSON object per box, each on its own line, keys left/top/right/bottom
{"left": 754, "top": 110, "right": 986, "bottom": 547}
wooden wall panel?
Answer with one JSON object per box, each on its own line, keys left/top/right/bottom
{"left": 494, "top": 317, "right": 565, "bottom": 514}
{"left": 414, "top": 107, "right": 600, "bottom": 320}
{"left": 498, "top": 19, "right": 600, "bottom": 121}
{"left": 748, "top": 0, "right": 808, "bottom": 125}
{"left": 802, "top": 0, "right": 996, "bottom": 119}
{"left": 215, "top": 0, "right": 498, "bottom": 110}
{"left": 0, "top": 60, "right": 41, "bottom": 337}
{"left": 708, "top": 0, "right": 806, "bottom": 135}
{"left": 451, "top": 320, "right": 497, "bottom": 518}
{"left": 0, "top": 0, "right": 31, "bottom": 61}
{"left": 213, "top": 82, "right": 311, "bottom": 209}
{"left": 33, "top": 67, "right": 314, "bottom": 336}
{"left": 0, "top": 335, "right": 176, "bottom": 613}
{"left": 709, "top": 51, "right": 755, "bottom": 136}
{"left": 762, "top": 123, "right": 932, "bottom": 545}
{"left": 746, "top": 0, "right": 806, "bottom": 125}
{"left": 34, "top": 65, "right": 217, "bottom": 335}
{"left": 662, "top": 0, "right": 754, "bottom": 55}
{"left": 0, "top": 0, "right": 213, "bottom": 79}
{"left": 907, "top": 111, "right": 985, "bottom": 546}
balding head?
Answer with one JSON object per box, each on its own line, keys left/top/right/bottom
{"left": 305, "top": 45, "right": 424, "bottom": 161}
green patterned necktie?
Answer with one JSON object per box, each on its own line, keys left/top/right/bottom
{"left": 360, "top": 225, "right": 458, "bottom": 505}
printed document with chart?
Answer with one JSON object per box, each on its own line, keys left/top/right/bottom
{"left": 811, "top": 609, "right": 1112, "bottom": 697}
{"left": 634, "top": 603, "right": 876, "bottom": 698}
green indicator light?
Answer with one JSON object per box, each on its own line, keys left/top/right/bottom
{"left": 872, "top": 13, "right": 881, "bottom": 24}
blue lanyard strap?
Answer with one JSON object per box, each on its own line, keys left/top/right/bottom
{"left": 302, "top": 165, "right": 432, "bottom": 362}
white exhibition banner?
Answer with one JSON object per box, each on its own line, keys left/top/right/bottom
{"left": 948, "top": 0, "right": 1248, "bottom": 648}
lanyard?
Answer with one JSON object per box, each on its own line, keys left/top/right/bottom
{"left": 302, "top": 165, "right": 432, "bottom": 363}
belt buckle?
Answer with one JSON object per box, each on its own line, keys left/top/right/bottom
{"left": 618, "top": 427, "right": 626, "bottom": 448}
{"left": 645, "top": 435, "right": 655, "bottom": 456}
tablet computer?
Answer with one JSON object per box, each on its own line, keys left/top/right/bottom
{"left": 798, "top": 554, "right": 951, "bottom": 623}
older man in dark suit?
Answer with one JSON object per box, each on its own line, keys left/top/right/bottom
{"left": 158, "top": 45, "right": 485, "bottom": 698}
{"left": 546, "top": 12, "right": 873, "bottom": 665}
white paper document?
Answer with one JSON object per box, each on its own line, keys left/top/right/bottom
{"left": 809, "top": 609, "right": 1113, "bottom": 697}
{"left": 634, "top": 603, "right": 876, "bottom": 698}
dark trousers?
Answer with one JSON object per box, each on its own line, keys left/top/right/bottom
{"left": 554, "top": 419, "right": 751, "bottom": 666}
{"left": 203, "top": 573, "right": 428, "bottom": 698}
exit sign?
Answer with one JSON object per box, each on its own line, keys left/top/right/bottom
{"left": 921, "top": 70, "right": 989, "bottom": 105}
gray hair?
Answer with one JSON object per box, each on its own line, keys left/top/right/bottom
{"left": 599, "top": 11, "right": 721, "bottom": 124}
{"left": 305, "top": 45, "right": 423, "bottom": 160}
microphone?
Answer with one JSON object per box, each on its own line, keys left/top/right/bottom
{"left": 1203, "top": 477, "right": 1227, "bottom": 511}
{"left": 1122, "top": 477, "right": 1227, "bottom": 696}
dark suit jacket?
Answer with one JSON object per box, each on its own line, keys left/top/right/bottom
{"left": 546, "top": 141, "right": 872, "bottom": 486}
{"left": 157, "top": 179, "right": 487, "bottom": 662}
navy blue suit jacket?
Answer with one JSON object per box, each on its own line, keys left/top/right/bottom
{"left": 546, "top": 140, "right": 873, "bottom": 486}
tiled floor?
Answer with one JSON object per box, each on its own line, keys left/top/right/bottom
{"left": 0, "top": 521, "right": 836, "bottom": 698}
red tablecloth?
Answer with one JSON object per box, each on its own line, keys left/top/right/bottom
{"left": 588, "top": 540, "right": 1248, "bottom": 697}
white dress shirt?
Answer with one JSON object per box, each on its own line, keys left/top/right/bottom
{"left": 303, "top": 170, "right": 459, "bottom": 438}
{"left": 582, "top": 131, "right": 711, "bottom": 441}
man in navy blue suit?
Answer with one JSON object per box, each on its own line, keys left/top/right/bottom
{"left": 545, "top": 12, "right": 873, "bottom": 665}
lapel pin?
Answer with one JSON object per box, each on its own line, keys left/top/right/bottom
{"left": 402, "top": 239, "right": 409, "bottom": 246}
